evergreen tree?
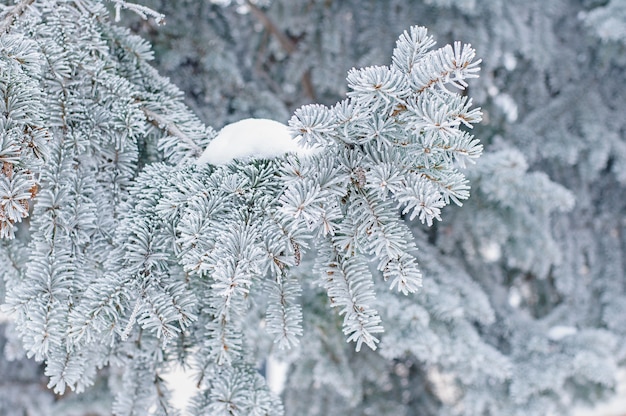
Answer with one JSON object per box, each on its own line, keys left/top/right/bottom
{"left": 126, "top": 1, "right": 626, "bottom": 414}
{"left": 0, "top": 0, "right": 485, "bottom": 414}
{"left": 1, "top": 1, "right": 625, "bottom": 416}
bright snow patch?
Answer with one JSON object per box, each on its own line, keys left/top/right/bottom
{"left": 508, "top": 287, "right": 522, "bottom": 308}
{"left": 266, "top": 353, "right": 289, "bottom": 395}
{"left": 197, "top": 118, "right": 315, "bottom": 166}
{"left": 547, "top": 325, "right": 578, "bottom": 341}
{"left": 479, "top": 241, "right": 502, "bottom": 263}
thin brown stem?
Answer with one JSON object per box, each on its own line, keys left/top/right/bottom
{"left": 245, "top": 0, "right": 316, "bottom": 101}
{"left": 301, "top": 71, "right": 316, "bottom": 101}
{"left": 245, "top": 0, "right": 295, "bottom": 53}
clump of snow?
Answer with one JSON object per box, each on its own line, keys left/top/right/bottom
{"left": 508, "top": 286, "right": 522, "bottom": 308}
{"left": 197, "top": 118, "right": 317, "bottom": 166}
{"left": 479, "top": 240, "right": 502, "bottom": 263}
{"left": 547, "top": 325, "right": 578, "bottom": 341}
{"left": 503, "top": 52, "right": 517, "bottom": 71}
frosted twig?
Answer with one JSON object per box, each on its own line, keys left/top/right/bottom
{"left": 0, "top": 0, "right": 35, "bottom": 34}
{"left": 120, "top": 298, "right": 142, "bottom": 341}
{"left": 107, "top": 0, "right": 165, "bottom": 24}
{"left": 142, "top": 107, "right": 203, "bottom": 155}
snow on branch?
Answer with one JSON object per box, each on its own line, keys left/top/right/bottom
{"left": 1, "top": 11, "right": 482, "bottom": 412}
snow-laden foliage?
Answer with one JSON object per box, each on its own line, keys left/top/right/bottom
{"left": 0, "top": 1, "right": 483, "bottom": 414}
{"left": 124, "top": 1, "right": 626, "bottom": 415}
{"left": 2, "top": 0, "right": 625, "bottom": 415}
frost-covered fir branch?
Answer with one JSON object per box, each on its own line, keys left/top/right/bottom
{"left": 0, "top": 0, "right": 210, "bottom": 411}
{"left": 115, "top": 1, "right": 626, "bottom": 415}
{"left": 0, "top": 1, "right": 486, "bottom": 413}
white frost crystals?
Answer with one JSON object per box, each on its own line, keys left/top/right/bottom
{"left": 196, "top": 118, "right": 316, "bottom": 166}
{"left": 1, "top": 11, "right": 484, "bottom": 413}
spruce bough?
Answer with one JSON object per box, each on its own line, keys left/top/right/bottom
{"left": 0, "top": 1, "right": 482, "bottom": 414}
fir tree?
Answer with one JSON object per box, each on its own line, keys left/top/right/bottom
{"left": 0, "top": 1, "right": 487, "bottom": 414}
{"left": 123, "top": 0, "right": 626, "bottom": 415}
{"left": 125, "top": 1, "right": 626, "bottom": 414}
{"left": 2, "top": 0, "right": 625, "bottom": 415}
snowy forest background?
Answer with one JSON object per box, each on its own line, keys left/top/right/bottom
{"left": 0, "top": 0, "right": 625, "bottom": 415}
